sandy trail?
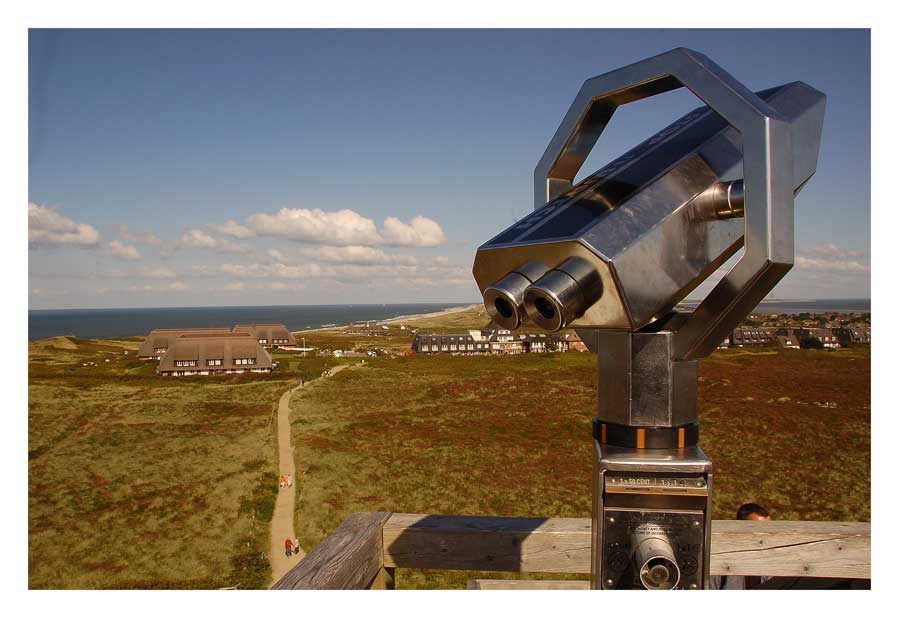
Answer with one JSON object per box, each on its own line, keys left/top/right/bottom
{"left": 268, "top": 364, "right": 351, "bottom": 586}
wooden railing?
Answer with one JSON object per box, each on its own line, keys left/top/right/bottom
{"left": 271, "top": 512, "right": 870, "bottom": 590}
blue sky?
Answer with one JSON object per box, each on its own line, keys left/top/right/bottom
{"left": 28, "top": 28, "right": 870, "bottom": 309}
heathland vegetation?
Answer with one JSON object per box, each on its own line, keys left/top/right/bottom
{"left": 28, "top": 336, "right": 342, "bottom": 589}
{"left": 289, "top": 308, "right": 870, "bottom": 588}
{"left": 28, "top": 306, "right": 870, "bottom": 589}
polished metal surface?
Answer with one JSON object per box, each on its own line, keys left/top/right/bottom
{"left": 523, "top": 256, "right": 603, "bottom": 331}
{"left": 633, "top": 532, "right": 680, "bottom": 590}
{"left": 473, "top": 48, "right": 825, "bottom": 348}
{"left": 470, "top": 48, "right": 823, "bottom": 591}
{"left": 483, "top": 261, "right": 549, "bottom": 330}
{"left": 605, "top": 474, "right": 708, "bottom": 496}
{"left": 689, "top": 180, "right": 745, "bottom": 221}
{"left": 593, "top": 441, "right": 713, "bottom": 590}
{"left": 598, "top": 443, "right": 713, "bottom": 474}
{"left": 596, "top": 330, "right": 698, "bottom": 427}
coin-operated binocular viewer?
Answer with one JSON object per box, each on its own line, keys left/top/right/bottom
{"left": 472, "top": 48, "right": 825, "bottom": 589}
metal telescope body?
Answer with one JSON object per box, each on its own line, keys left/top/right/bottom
{"left": 472, "top": 48, "right": 825, "bottom": 590}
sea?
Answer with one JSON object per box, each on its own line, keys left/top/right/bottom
{"left": 28, "top": 299, "right": 870, "bottom": 341}
{"left": 28, "top": 303, "right": 476, "bottom": 341}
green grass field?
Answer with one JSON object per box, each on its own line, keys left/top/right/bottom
{"left": 289, "top": 345, "right": 870, "bottom": 589}
{"left": 28, "top": 336, "right": 340, "bottom": 589}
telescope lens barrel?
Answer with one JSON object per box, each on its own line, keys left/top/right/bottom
{"left": 632, "top": 534, "right": 681, "bottom": 590}
{"left": 523, "top": 257, "right": 603, "bottom": 331}
{"left": 482, "top": 261, "right": 549, "bottom": 330}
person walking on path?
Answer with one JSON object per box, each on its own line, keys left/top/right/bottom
{"left": 279, "top": 474, "right": 286, "bottom": 488}
{"left": 287, "top": 474, "right": 293, "bottom": 487}
{"left": 293, "top": 537, "right": 300, "bottom": 555}
{"left": 284, "top": 538, "right": 294, "bottom": 558}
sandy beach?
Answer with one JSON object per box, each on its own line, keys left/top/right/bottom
{"left": 291, "top": 303, "right": 481, "bottom": 334}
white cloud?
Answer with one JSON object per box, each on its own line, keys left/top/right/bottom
{"left": 109, "top": 240, "right": 140, "bottom": 261}
{"left": 794, "top": 256, "right": 870, "bottom": 275}
{"left": 113, "top": 224, "right": 161, "bottom": 246}
{"left": 222, "top": 279, "right": 302, "bottom": 293}
{"left": 29, "top": 203, "right": 100, "bottom": 247}
{"left": 245, "top": 208, "right": 446, "bottom": 247}
{"left": 392, "top": 277, "right": 438, "bottom": 287}
{"left": 139, "top": 267, "right": 178, "bottom": 279}
{"left": 247, "top": 208, "right": 382, "bottom": 246}
{"left": 31, "top": 287, "right": 65, "bottom": 297}
{"left": 179, "top": 229, "right": 253, "bottom": 255}
{"left": 208, "top": 220, "right": 256, "bottom": 239}
{"left": 220, "top": 262, "right": 324, "bottom": 279}
{"left": 798, "top": 243, "right": 865, "bottom": 260}
{"left": 268, "top": 248, "right": 293, "bottom": 263}
{"left": 180, "top": 229, "right": 218, "bottom": 249}
{"left": 94, "top": 266, "right": 178, "bottom": 279}
{"left": 219, "top": 258, "right": 468, "bottom": 287}
{"left": 301, "top": 245, "right": 419, "bottom": 266}
{"left": 381, "top": 215, "right": 447, "bottom": 247}
{"left": 215, "top": 240, "right": 254, "bottom": 255}
{"left": 127, "top": 281, "right": 188, "bottom": 293}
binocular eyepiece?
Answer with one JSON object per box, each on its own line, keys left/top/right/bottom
{"left": 483, "top": 257, "right": 603, "bottom": 332}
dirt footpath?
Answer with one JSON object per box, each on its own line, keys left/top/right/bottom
{"left": 269, "top": 364, "right": 351, "bottom": 586}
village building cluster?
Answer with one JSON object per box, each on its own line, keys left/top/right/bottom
{"left": 137, "top": 323, "right": 298, "bottom": 376}
{"left": 719, "top": 325, "right": 871, "bottom": 350}
{"left": 410, "top": 322, "right": 589, "bottom": 355}
{"left": 411, "top": 315, "right": 870, "bottom": 356}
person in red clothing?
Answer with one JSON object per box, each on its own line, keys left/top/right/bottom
{"left": 284, "top": 538, "right": 294, "bottom": 558}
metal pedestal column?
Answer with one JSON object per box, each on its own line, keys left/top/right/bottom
{"left": 586, "top": 329, "right": 714, "bottom": 590}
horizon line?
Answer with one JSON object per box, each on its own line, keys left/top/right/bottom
{"left": 29, "top": 298, "right": 871, "bottom": 313}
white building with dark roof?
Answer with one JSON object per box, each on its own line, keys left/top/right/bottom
{"left": 411, "top": 333, "right": 490, "bottom": 355}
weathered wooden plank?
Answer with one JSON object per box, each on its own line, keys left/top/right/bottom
{"left": 383, "top": 514, "right": 870, "bottom": 579}
{"left": 469, "top": 579, "right": 590, "bottom": 590}
{"left": 710, "top": 520, "right": 870, "bottom": 579}
{"left": 369, "top": 566, "right": 396, "bottom": 590}
{"left": 271, "top": 512, "right": 391, "bottom": 590}
{"left": 383, "top": 513, "right": 591, "bottom": 573}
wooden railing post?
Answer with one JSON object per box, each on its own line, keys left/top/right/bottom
{"left": 271, "top": 512, "right": 392, "bottom": 590}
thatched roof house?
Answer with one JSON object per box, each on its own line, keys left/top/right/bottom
{"left": 136, "top": 328, "right": 232, "bottom": 360}
{"left": 233, "top": 323, "right": 297, "bottom": 348}
{"left": 157, "top": 332, "right": 273, "bottom": 376}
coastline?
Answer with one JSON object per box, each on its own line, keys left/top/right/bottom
{"left": 30, "top": 297, "right": 869, "bottom": 341}
{"left": 291, "top": 303, "right": 482, "bottom": 334}
{"left": 29, "top": 303, "right": 478, "bottom": 341}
